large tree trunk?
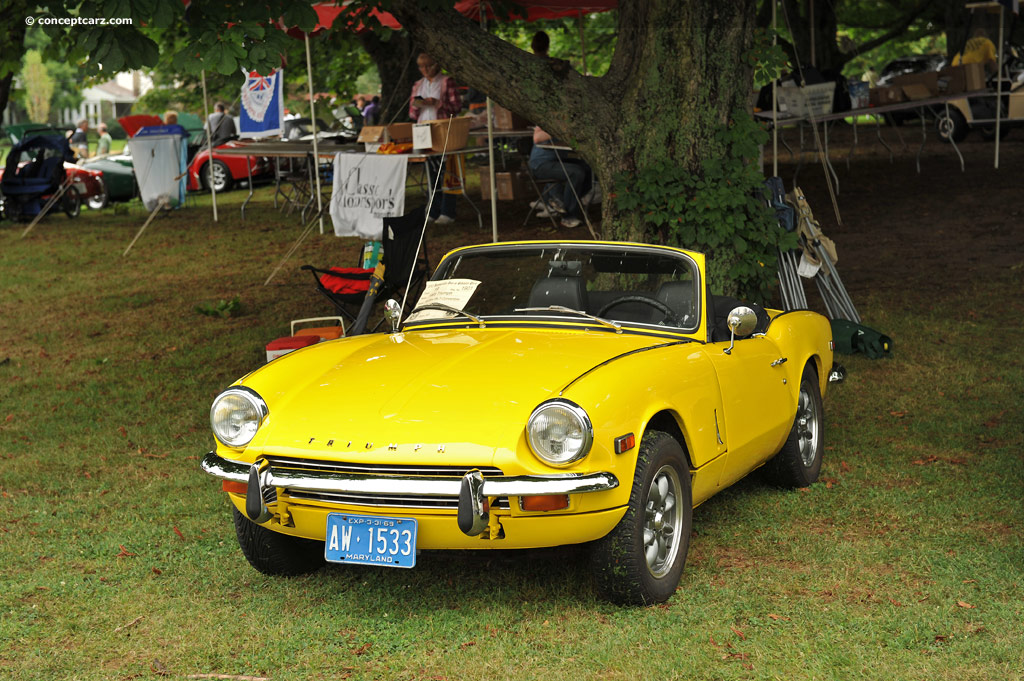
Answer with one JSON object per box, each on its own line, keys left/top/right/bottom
{"left": 358, "top": 31, "right": 419, "bottom": 125}
{"left": 0, "top": 3, "right": 28, "bottom": 124}
{"left": 388, "top": 0, "right": 758, "bottom": 242}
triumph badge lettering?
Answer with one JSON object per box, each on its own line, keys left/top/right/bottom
{"left": 325, "top": 513, "right": 417, "bottom": 568}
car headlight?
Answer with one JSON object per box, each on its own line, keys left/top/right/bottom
{"left": 210, "top": 386, "right": 268, "bottom": 448}
{"left": 526, "top": 399, "right": 593, "bottom": 466}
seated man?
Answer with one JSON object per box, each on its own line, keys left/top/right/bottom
{"left": 528, "top": 126, "right": 592, "bottom": 229}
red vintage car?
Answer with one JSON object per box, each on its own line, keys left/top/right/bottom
{"left": 118, "top": 114, "right": 272, "bottom": 194}
{"left": 186, "top": 139, "right": 272, "bottom": 193}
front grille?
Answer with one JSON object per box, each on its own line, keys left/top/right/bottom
{"left": 264, "top": 455, "right": 510, "bottom": 511}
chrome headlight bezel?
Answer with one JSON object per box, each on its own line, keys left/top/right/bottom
{"left": 526, "top": 399, "right": 594, "bottom": 467}
{"left": 210, "top": 386, "right": 269, "bottom": 449}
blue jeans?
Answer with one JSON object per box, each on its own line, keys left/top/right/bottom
{"left": 529, "top": 158, "right": 592, "bottom": 219}
{"left": 426, "top": 156, "right": 456, "bottom": 219}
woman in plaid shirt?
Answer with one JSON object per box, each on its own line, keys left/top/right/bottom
{"left": 410, "top": 53, "right": 463, "bottom": 225}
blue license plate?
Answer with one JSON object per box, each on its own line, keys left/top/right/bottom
{"left": 324, "top": 513, "right": 417, "bottom": 568}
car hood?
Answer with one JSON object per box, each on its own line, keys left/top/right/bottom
{"left": 242, "top": 327, "right": 668, "bottom": 461}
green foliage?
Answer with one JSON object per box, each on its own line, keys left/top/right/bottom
{"left": 749, "top": 27, "right": 791, "bottom": 88}
{"left": 20, "top": 51, "right": 54, "bottom": 123}
{"left": 614, "top": 112, "right": 798, "bottom": 301}
{"left": 194, "top": 297, "right": 242, "bottom": 318}
{"left": 490, "top": 11, "right": 618, "bottom": 76}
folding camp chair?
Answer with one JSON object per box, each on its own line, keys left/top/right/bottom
{"left": 302, "top": 206, "right": 429, "bottom": 333}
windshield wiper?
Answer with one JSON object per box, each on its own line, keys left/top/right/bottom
{"left": 410, "top": 303, "right": 486, "bottom": 327}
{"left": 514, "top": 305, "right": 622, "bottom": 333}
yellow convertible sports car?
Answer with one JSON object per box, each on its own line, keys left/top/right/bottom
{"left": 201, "top": 240, "right": 838, "bottom": 604}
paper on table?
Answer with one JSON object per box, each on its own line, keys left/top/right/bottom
{"left": 406, "top": 278, "right": 481, "bottom": 323}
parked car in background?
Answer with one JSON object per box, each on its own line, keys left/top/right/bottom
{"left": 877, "top": 54, "right": 948, "bottom": 86}
{"left": 877, "top": 54, "right": 948, "bottom": 125}
{"left": 186, "top": 136, "right": 272, "bottom": 193}
{"left": 2, "top": 123, "right": 137, "bottom": 210}
{"left": 200, "top": 240, "right": 839, "bottom": 605}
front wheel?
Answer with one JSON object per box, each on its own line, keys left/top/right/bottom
{"left": 62, "top": 186, "right": 81, "bottom": 218}
{"left": 764, "top": 364, "right": 824, "bottom": 487}
{"left": 87, "top": 179, "right": 109, "bottom": 210}
{"left": 590, "top": 430, "right": 692, "bottom": 605}
{"left": 232, "top": 507, "right": 325, "bottom": 576}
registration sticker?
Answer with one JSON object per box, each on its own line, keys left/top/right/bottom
{"left": 324, "top": 513, "right": 417, "bottom": 568}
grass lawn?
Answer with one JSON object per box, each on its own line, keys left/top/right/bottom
{"left": 0, "top": 183, "right": 1021, "bottom": 680}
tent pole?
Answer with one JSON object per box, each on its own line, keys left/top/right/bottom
{"left": 481, "top": 7, "right": 498, "bottom": 241}
{"left": 305, "top": 32, "right": 324, "bottom": 234}
{"left": 201, "top": 69, "right": 218, "bottom": 222}
{"left": 577, "top": 11, "right": 589, "bottom": 75}
{"left": 772, "top": 0, "right": 778, "bottom": 178}
{"left": 995, "top": 3, "right": 1004, "bottom": 169}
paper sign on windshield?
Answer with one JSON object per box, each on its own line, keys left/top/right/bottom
{"left": 405, "top": 279, "right": 481, "bottom": 323}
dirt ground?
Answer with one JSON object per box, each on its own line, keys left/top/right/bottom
{"left": 454, "top": 123, "right": 1023, "bottom": 313}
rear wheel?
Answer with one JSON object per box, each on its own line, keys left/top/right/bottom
{"left": 764, "top": 364, "right": 824, "bottom": 488}
{"left": 232, "top": 507, "right": 325, "bottom": 576}
{"left": 202, "top": 159, "right": 233, "bottom": 193}
{"left": 590, "top": 430, "right": 692, "bottom": 605}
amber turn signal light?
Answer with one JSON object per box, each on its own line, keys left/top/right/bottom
{"left": 521, "top": 494, "right": 570, "bottom": 512}
{"left": 222, "top": 480, "right": 249, "bottom": 494}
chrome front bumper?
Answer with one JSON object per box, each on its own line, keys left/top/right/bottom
{"left": 201, "top": 452, "right": 620, "bottom": 536}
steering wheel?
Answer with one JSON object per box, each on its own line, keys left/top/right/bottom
{"left": 597, "top": 296, "right": 680, "bottom": 326}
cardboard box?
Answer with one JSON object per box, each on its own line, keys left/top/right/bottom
{"left": 479, "top": 169, "right": 528, "bottom": 201}
{"left": 900, "top": 83, "right": 933, "bottom": 101}
{"left": 412, "top": 116, "right": 471, "bottom": 152}
{"left": 492, "top": 104, "right": 530, "bottom": 130}
{"left": 357, "top": 123, "right": 413, "bottom": 145}
{"left": 869, "top": 86, "right": 905, "bottom": 106}
{"left": 1008, "top": 85, "right": 1024, "bottom": 119}
{"left": 938, "top": 63, "right": 987, "bottom": 95}
{"left": 892, "top": 71, "right": 939, "bottom": 97}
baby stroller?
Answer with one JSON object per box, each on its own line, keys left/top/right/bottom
{"left": 0, "top": 134, "right": 80, "bottom": 221}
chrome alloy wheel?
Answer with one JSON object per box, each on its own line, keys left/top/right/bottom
{"left": 644, "top": 464, "right": 684, "bottom": 578}
{"left": 796, "top": 388, "right": 820, "bottom": 467}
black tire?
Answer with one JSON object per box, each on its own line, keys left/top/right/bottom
{"left": 203, "top": 159, "right": 233, "bottom": 193}
{"left": 764, "top": 364, "right": 824, "bottom": 488}
{"left": 590, "top": 430, "right": 692, "bottom": 605}
{"left": 936, "top": 108, "right": 969, "bottom": 144}
{"left": 232, "top": 507, "right": 325, "bottom": 576}
{"left": 62, "top": 186, "right": 81, "bottom": 218}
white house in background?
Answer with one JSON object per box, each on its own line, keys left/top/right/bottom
{"left": 59, "top": 70, "right": 153, "bottom": 126}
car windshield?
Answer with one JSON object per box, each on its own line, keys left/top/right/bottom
{"left": 407, "top": 243, "right": 700, "bottom": 333}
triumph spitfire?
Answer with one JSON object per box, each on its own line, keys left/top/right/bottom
{"left": 201, "top": 240, "right": 836, "bottom": 605}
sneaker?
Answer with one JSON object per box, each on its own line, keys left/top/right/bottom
{"left": 581, "top": 183, "right": 602, "bottom": 206}
{"left": 434, "top": 214, "right": 454, "bottom": 226}
{"left": 560, "top": 216, "right": 581, "bottom": 229}
{"left": 547, "top": 197, "right": 566, "bottom": 214}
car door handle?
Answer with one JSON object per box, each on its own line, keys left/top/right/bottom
{"left": 770, "top": 357, "right": 788, "bottom": 367}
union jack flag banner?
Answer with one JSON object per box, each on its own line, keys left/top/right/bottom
{"left": 239, "top": 69, "right": 284, "bottom": 139}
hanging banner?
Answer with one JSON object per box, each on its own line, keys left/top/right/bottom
{"left": 330, "top": 153, "right": 407, "bottom": 239}
{"left": 239, "top": 69, "right": 284, "bottom": 139}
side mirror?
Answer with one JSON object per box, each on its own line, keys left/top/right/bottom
{"left": 723, "top": 306, "right": 757, "bottom": 355}
{"left": 384, "top": 299, "right": 402, "bottom": 333}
